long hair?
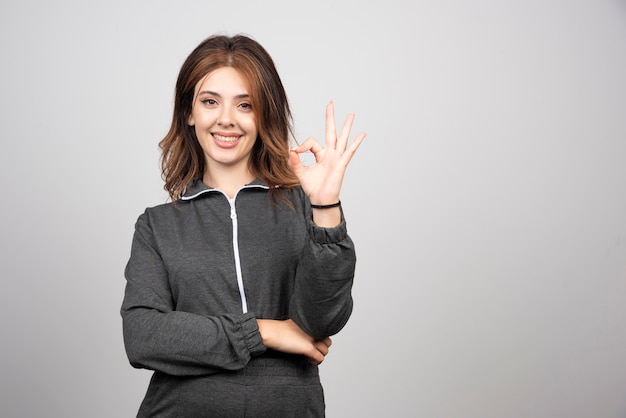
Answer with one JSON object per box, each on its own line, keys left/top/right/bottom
{"left": 159, "top": 34, "right": 299, "bottom": 201}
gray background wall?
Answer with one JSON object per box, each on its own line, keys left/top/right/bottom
{"left": 1, "top": 1, "right": 625, "bottom": 417}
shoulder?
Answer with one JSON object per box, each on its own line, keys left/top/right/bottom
{"left": 134, "top": 200, "right": 186, "bottom": 226}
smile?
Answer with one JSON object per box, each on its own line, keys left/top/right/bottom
{"left": 212, "top": 134, "right": 241, "bottom": 143}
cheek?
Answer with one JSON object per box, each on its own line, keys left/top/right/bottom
{"left": 188, "top": 108, "right": 202, "bottom": 127}
{"left": 243, "top": 115, "right": 258, "bottom": 133}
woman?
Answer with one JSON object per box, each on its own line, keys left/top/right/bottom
{"left": 121, "top": 33, "right": 366, "bottom": 417}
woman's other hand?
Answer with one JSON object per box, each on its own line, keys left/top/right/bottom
{"left": 257, "top": 319, "right": 332, "bottom": 365}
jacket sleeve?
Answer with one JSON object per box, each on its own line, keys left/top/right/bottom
{"left": 120, "top": 211, "right": 266, "bottom": 377}
{"left": 289, "top": 208, "right": 356, "bottom": 340}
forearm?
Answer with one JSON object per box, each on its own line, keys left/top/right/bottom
{"left": 122, "top": 304, "right": 265, "bottom": 376}
{"left": 290, "top": 218, "right": 356, "bottom": 340}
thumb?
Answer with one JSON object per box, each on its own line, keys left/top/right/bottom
{"left": 288, "top": 148, "right": 303, "bottom": 173}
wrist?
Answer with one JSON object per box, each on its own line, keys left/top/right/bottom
{"left": 310, "top": 200, "right": 341, "bottom": 210}
{"left": 257, "top": 319, "right": 277, "bottom": 347}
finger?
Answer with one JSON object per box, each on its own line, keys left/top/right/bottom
{"left": 306, "top": 348, "right": 325, "bottom": 365}
{"left": 340, "top": 132, "right": 367, "bottom": 166}
{"left": 314, "top": 341, "right": 330, "bottom": 357}
{"left": 297, "top": 137, "right": 325, "bottom": 155}
{"left": 325, "top": 100, "right": 337, "bottom": 149}
{"left": 336, "top": 112, "right": 355, "bottom": 152}
{"left": 293, "top": 137, "right": 326, "bottom": 165}
{"left": 288, "top": 147, "right": 304, "bottom": 173}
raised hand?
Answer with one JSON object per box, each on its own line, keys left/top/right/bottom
{"left": 288, "top": 101, "right": 366, "bottom": 208}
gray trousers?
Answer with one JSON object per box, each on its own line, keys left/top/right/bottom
{"left": 137, "top": 353, "right": 325, "bottom": 417}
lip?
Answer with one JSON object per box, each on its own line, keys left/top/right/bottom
{"left": 212, "top": 133, "right": 242, "bottom": 148}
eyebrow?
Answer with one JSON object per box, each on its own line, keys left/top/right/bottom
{"left": 197, "top": 90, "right": 250, "bottom": 99}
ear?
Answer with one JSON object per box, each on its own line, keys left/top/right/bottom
{"left": 188, "top": 113, "right": 195, "bottom": 126}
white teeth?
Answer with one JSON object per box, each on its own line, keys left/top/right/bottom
{"left": 213, "top": 134, "right": 239, "bottom": 143}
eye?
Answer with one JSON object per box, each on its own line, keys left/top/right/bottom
{"left": 201, "top": 98, "right": 217, "bottom": 106}
{"left": 238, "top": 102, "right": 253, "bottom": 111}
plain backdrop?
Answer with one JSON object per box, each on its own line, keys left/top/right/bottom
{"left": 1, "top": 1, "right": 625, "bottom": 417}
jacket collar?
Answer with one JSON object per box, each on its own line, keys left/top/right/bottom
{"left": 180, "top": 178, "right": 270, "bottom": 201}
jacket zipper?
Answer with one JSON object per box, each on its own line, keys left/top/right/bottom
{"left": 228, "top": 197, "right": 249, "bottom": 314}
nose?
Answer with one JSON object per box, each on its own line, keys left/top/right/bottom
{"left": 217, "top": 105, "right": 235, "bottom": 127}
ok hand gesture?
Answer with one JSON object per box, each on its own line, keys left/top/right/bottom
{"left": 288, "top": 101, "right": 366, "bottom": 216}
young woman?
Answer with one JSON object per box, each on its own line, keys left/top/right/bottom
{"left": 121, "top": 33, "right": 366, "bottom": 417}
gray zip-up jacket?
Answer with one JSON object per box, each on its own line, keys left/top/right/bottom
{"left": 121, "top": 178, "right": 356, "bottom": 377}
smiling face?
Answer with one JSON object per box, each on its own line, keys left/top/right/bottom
{"left": 188, "top": 66, "right": 258, "bottom": 178}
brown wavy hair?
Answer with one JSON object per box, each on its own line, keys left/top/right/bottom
{"left": 159, "top": 34, "right": 299, "bottom": 201}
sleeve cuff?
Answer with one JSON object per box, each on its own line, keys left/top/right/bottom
{"left": 240, "top": 313, "right": 266, "bottom": 357}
